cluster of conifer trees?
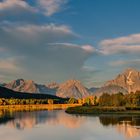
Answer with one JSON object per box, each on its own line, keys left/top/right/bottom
{"left": 98, "top": 91, "right": 140, "bottom": 107}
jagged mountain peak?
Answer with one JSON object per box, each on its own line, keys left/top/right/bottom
{"left": 5, "top": 79, "right": 38, "bottom": 93}
{"left": 56, "top": 79, "right": 90, "bottom": 99}
{"left": 62, "top": 79, "right": 81, "bottom": 86}
{"left": 4, "top": 79, "right": 57, "bottom": 95}
{"left": 11, "top": 78, "right": 25, "bottom": 86}
{"left": 105, "top": 68, "right": 140, "bottom": 93}
{"left": 124, "top": 67, "right": 139, "bottom": 73}
{"left": 9, "top": 79, "right": 35, "bottom": 86}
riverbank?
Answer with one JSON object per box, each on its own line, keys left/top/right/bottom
{"left": 65, "top": 106, "right": 140, "bottom": 115}
{"left": 0, "top": 104, "right": 82, "bottom": 112}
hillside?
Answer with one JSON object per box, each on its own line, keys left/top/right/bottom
{"left": 4, "top": 79, "right": 57, "bottom": 95}
{"left": 0, "top": 86, "right": 63, "bottom": 100}
{"left": 93, "top": 85, "right": 128, "bottom": 97}
{"left": 56, "top": 80, "right": 90, "bottom": 99}
{"left": 105, "top": 68, "right": 140, "bottom": 93}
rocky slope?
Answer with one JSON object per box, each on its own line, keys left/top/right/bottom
{"left": 105, "top": 68, "right": 140, "bottom": 93}
{"left": 93, "top": 85, "right": 128, "bottom": 97}
{"left": 4, "top": 79, "right": 57, "bottom": 95}
{"left": 5, "top": 79, "right": 38, "bottom": 93}
{"left": 3, "top": 68, "right": 140, "bottom": 98}
{"left": 56, "top": 80, "right": 90, "bottom": 99}
{"left": 92, "top": 68, "right": 140, "bottom": 96}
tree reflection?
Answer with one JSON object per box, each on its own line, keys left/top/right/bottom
{"left": 99, "top": 115, "right": 140, "bottom": 126}
{"left": 0, "top": 110, "right": 140, "bottom": 139}
{"left": 99, "top": 115, "right": 140, "bottom": 138}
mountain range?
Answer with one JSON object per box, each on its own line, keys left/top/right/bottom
{"left": 3, "top": 79, "right": 91, "bottom": 99}
{"left": 4, "top": 79, "right": 57, "bottom": 95}
{"left": 0, "top": 86, "right": 62, "bottom": 100}
{"left": 1, "top": 68, "right": 140, "bottom": 98}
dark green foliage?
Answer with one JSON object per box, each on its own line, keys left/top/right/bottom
{"left": 98, "top": 93, "right": 112, "bottom": 106}
{"left": 111, "top": 92, "right": 125, "bottom": 106}
{"left": 66, "top": 91, "right": 140, "bottom": 115}
{"left": 125, "top": 91, "right": 140, "bottom": 106}
{"left": 98, "top": 91, "right": 140, "bottom": 107}
{"left": 66, "top": 106, "right": 140, "bottom": 115}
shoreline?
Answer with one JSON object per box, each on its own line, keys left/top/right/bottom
{"left": 0, "top": 104, "right": 82, "bottom": 112}
{"left": 65, "top": 106, "right": 140, "bottom": 115}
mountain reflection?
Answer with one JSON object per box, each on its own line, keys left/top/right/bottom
{"left": 0, "top": 110, "right": 85, "bottom": 129}
{"left": 46, "top": 111, "right": 85, "bottom": 128}
{"left": 0, "top": 110, "right": 140, "bottom": 139}
{"left": 99, "top": 115, "right": 140, "bottom": 138}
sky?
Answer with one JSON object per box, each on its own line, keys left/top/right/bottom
{"left": 0, "top": 0, "right": 140, "bottom": 87}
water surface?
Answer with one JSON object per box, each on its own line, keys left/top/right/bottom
{"left": 0, "top": 110, "right": 140, "bottom": 140}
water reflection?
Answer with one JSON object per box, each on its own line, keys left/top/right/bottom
{"left": 0, "top": 110, "right": 139, "bottom": 140}
{"left": 99, "top": 115, "right": 140, "bottom": 138}
{"left": 99, "top": 115, "right": 140, "bottom": 126}
{"left": 0, "top": 110, "right": 85, "bottom": 129}
{"left": 117, "top": 123, "right": 140, "bottom": 138}
{"left": 47, "top": 111, "right": 85, "bottom": 128}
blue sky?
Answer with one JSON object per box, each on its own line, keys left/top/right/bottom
{"left": 0, "top": 0, "right": 140, "bottom": 87}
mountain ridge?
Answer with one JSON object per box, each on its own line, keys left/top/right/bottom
{"left": 105, "top": 68, "right": 140, "bottom": 93}
{"left": 56, "top": 80, "right": 90, "bottom": 99}
{"left": 1, "top": 68, "right": 140, "bottom": 98}
{"left": 4, "top": 79, "right": 57, "bottom": 95}
{"left": 93, "top": 68, "right": 140, "bottom": 97}
{"left": 0, "top": 85, "right": 62, "bottom": 100}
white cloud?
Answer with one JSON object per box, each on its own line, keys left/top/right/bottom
{"left": 48, "top": 43, "right": 95, "bottom": 53}
{"left": 100, "top": 34, "right": 140, "bottom": 46}
{"left": 99, "top": 33, "right": 140, "bottom": 55}
{"left": 0, "top": 23, "right": 95, "bottom": 83}
{"left": 0, "top": 23, "right": 77, "bottom": 53}
{"left": 0, "top": 0, "right": 36, "bottom": 12}
{"left": 82, "top": 45, "right": 95, "bottom": 53}
{"left": 0, "top": 0, "right": 68, "bottom": 18}
{"left": 0, "top": 0, "right": 39, "bottom": 22}
{"left": 13, "top": 23, "right": 73, "bottom": 34}
{"left": 36, "top": 0, "right": 68, "bottom": 16}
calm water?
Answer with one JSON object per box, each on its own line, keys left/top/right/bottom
{"left": 0, "top": 110, "right": 140, "bottom": 140}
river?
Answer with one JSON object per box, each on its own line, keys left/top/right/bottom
{"left": 0, "top": 110, "right": 140, "bottom": 140}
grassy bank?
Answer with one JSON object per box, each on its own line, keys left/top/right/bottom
{"left": 0, "top": 104, "right": 82, "bottom": 112}
{"left": 65, "top": 106, "right": 140, "bottom": 115}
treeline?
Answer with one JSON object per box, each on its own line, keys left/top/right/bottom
{"left": 67, "top": 91, "right": 140, "bottom": 107}
{"left": 0, "top": 91, "right": 139, "bottom": 107}
{"left": 0, "top": 98, "right": 64, "bottom": 105}
{"left": 98, "top": 91, "right": 140, "bottom": 107}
